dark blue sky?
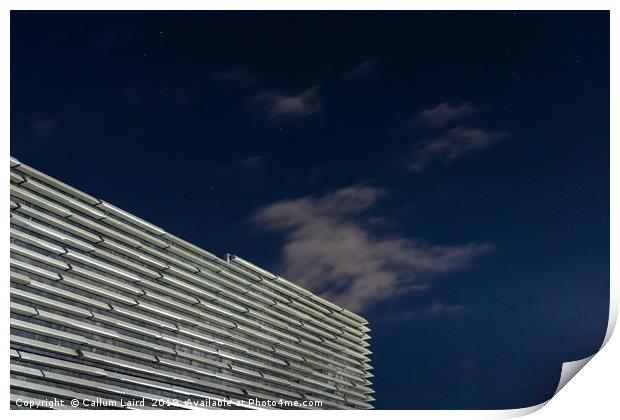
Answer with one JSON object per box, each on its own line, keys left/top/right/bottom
{"left": 11, "top": 11, "right": 609, "bottom": 409}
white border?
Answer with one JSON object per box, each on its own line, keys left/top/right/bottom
{"left": 3, "top": 1, "right": 616, "bottom": 419}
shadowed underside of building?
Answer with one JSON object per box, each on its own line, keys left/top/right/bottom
{"left": 9, "top": 156, "right": 374, "bottom": 410}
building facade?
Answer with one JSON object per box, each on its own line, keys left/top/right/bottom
{"left": 9, "top": 156, "right": 374, "bottom": 410}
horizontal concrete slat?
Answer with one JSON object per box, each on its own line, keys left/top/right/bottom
{"left": 10, "top": 156, "right": 373, "bottom": 409}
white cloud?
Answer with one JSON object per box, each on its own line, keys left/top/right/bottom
{"left": 252, "top": 86, "right": 322, "bottom": 122}
{"left": 254, "top": 186, "right": 492, "bottom": 312}
{"left": 408, "top": 126, "right": 507, "bottom": 172}
{"left": 417, "top": 101, "right": 476, "bottom": 129}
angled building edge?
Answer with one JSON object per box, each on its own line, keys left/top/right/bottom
{"left": 9, "top": 156, "right": 373, "bottom": 410}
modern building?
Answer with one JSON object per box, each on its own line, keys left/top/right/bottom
{"left": 9, "top": 156, "right": 374, "bottom": 410}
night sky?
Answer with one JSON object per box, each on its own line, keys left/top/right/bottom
{"left": 11, "top": 11, "right": 610, "bottom": 409}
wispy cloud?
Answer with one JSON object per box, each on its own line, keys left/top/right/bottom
{"left": 254, "top": 186, "right": 492, "bottom": 312}
{"left": 381, "top": 303, "right": 470, "bottom": 322}
{"left": 214, "top": 67, "right": 255, "bottom": 86}
{"left": 408, "top": 127, "right": 507, "bottom": 172}
{"left": 346, "top": 60, "right": 377, "bottom": 79}
{"left": 252, "top": 86, "right": 322, "bottom": 122}
{"left": 417, "top": 101, "right": 477, "bottom": 129}
{"left": 29, "top": 115, "right": 58, "bottom": 139}
{"left": 427, "top": 302, "right": 468, "bottom": 316}
{"left": 240, "top": 155, "right": 265, "bottom": 170}
{"left": 393, "top": 101, "right": 507, "bottom": 172}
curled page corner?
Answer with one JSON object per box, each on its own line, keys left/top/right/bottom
{"left": 492, "top": 401, "right": 548, "bottom": 418}
{"left": 553, "top": 355, "right": 595, "bottom": 396}
{"left": 497, "top": 300, "right": 617, "bottom": 419}
{"left": 552, "top": 297, "right": 617, "bottom": 398}
{"left": 602, "top": 301, "right": 618, "bottom": 348}
{"left": 489, "top": 356, "right": 597, "bottom": 419}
